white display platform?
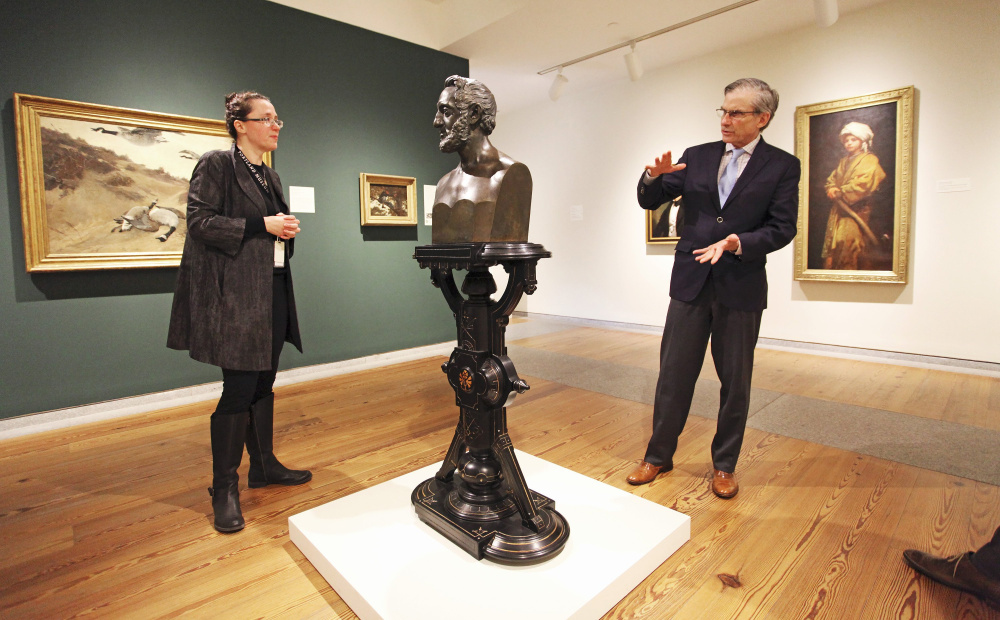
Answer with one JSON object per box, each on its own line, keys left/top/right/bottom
{"left": 289, "top": 451, "right": 689, "bottom": 620}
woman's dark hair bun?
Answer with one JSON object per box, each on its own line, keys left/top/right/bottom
{"left": 224, "top": 91, "right": 269, "bottom": 140}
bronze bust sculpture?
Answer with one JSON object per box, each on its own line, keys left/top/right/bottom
{"left": 431, "top": 76, "right": 531, "bottom": 243}
{"left": 412, "top": 77, "right": 567, "bottom": 563}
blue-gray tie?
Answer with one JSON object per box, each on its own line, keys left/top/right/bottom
{"left": 718, "top": 147, "right": 745, "bottom": 207}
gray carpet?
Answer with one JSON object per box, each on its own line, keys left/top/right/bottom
{"left": 751, "top": 395, "right": 1000, "bottom": 486}
{"left": 506, "top": 345, "right": 784, "bottom": 420}
{"left": 506, "top": 322, "right": 1000, "bottom": 486}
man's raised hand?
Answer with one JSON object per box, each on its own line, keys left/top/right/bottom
{"left": 645, "top": 151, "right": 687, "bottom": 177}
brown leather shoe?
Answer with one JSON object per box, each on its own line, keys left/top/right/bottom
{"left": 711, "top": 469, "right": 739, "bottom": 498}
{"left": 903, "top": 550, "right": 1000, "bottom": 609}
{"left": 627, "top": 461, "right": 665, "bottom": 485}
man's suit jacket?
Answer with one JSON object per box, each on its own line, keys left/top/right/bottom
{"left": 638, "top": 138, "right": 799, "bottom": 312}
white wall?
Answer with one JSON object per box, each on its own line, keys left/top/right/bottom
{"left": 491, "top": 0, "right": 1000, "bottom": 363}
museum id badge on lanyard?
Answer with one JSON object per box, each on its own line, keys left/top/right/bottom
{"left": 274, "top": 239, "right": 285, "bottom": 268}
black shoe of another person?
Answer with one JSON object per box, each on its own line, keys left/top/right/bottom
{"left": 209, "top": 411, "right": 248, "bottom": 533}
{"left": 903, "top": 550, "right": 1000, "bottom": 609}
{"left": 246, "top": 393, "right": 312, "bottom": 488}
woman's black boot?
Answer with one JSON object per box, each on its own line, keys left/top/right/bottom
{"left": 208, "top": 411, "right": 247, "bottom": 533}
{"left": 246, "top": 393, "right": 312, "bottom": 488}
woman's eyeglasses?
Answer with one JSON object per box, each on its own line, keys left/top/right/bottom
{"left": 242, "top": 117, "right": 284, "bottom": 128}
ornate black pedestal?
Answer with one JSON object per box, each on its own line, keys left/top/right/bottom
{"left": 411, "top": 242, "right": 569, "bottom": 564}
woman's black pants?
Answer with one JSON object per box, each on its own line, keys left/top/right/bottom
{"left": 215, "top": 272, "right": 289, "bottom": 414}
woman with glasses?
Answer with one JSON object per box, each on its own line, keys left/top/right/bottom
{"left": 168, "top": 91, "right": 311, "bottom": 533}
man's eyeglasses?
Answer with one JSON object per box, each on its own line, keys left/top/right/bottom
{"left": 242, "top": 117, "right": 284, "bottom": 128}
{"left": 717, "top": 108, "right": 760, "bottom": 120}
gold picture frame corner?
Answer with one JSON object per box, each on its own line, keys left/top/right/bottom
{"left": 14, "top": 93, "right": 233, "bottom": 272}
{"left": 645, "top": 196, "right": 683, "bottom": 246}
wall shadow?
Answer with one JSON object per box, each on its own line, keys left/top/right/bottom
{"left": 792, "top": 280, "right": 911, "bottom": 305}
{"left": 645, "top": 243, "right": 677, "bottom": 257}
{"left": 28, "top": 268, "right": 179, "bottom": 300}
{"left": 360, "top": 225, "right": 419, "bottom": 242}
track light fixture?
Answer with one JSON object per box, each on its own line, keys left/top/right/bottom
{"left": 549, "top": 69, "right": 568, "bottom": 101}
{"left": 539, "top": 0, "right": 764, "bottom": 85}
{"left": 624, "top": 43, "right": 643, "bottom": 82}
{"left": 814, "top": 0, "right": 839, "bottom": 27}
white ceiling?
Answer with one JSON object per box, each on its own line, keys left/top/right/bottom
{"left": 268, "top": 0, "right": 891, "bottom": 113}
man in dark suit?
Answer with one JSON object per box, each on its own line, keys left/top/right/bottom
{"left": 626, "top": 78, "right": 800, "bottom": 498}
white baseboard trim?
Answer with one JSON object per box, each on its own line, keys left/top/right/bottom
{"left": 8, "top": 311, "right": 998, "bottom": 442}
{"left": 0, "top": 341, "right": 455, "bottom": 441}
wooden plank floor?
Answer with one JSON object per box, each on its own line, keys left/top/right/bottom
{"left": 1, "top": 325, "right": 998, "bottom": 619}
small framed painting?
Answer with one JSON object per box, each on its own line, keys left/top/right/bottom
{"left": 359, "top": 173, "right": 417, "bottom": 226}
{"left": 646, "top": 196, "right": 684, "bottom": 245}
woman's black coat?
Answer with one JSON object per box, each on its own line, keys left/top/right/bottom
{"left": 167, "top": 145, "right": 302, "bottom": 371}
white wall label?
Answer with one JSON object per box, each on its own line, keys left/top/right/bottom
{"left": 289, "top": 186, "right": 315, "bottom": 213}
{"left": 569, "top": 205, "right": 583, "bottom": 221}
{"left": 423, "top": 185, "right": 436, "bottom": 225}
{"left": 936, "top": 178, "right": 972, "bottom": 193}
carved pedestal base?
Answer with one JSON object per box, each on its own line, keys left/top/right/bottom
{"left": 412, "top": 242, "right": 569, "bottom": 564}
{"left": 412, "top": 479, "right": 568, "bottom": 564}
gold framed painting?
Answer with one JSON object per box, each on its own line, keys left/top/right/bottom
{"left": 359, "top": 173, "right": 417, "bottom": 226}
{"left": 646, "top": 196, "right": 684, "bottom": 245}
{"left": 793, "top": 86, "right": 914, "bottom": 283}
{"left": 14, "top": 93, "right": 248, "bottom": 272}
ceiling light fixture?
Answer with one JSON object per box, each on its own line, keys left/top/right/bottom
{"left": 549, "top": 70, "right": 569, "bottom": 101}
{"left": 539, "top": 0, "right": 764, "bottom": 80}
{"left": 624, "top": 43, "right": 644, "bottom": 82}
{"left": 813, "top": 0, "right": 839, "bottom": 27}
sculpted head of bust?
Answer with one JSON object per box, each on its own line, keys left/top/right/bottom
{"left": 435, "top": 76, "right": 497, "bottom": 154}
{"left": 431, "top": 76, "right": 532, "bottom": 244}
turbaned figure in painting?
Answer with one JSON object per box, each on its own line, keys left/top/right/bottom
{"left": 822, "top": 121, "right": 886, "bottom": 270}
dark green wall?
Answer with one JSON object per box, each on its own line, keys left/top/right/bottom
{"left": 0, "top": 0, "right": 466, "bottom": 419}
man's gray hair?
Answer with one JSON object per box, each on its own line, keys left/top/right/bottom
{"left": 444, "top": 75, "right": 497, "bottom": 135}
{"left": 724, "top": 78, "right": 779, "bottom": 131}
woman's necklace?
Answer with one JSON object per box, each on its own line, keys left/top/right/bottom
{"left": 236, "top": 147, "right": 268, "bottom": 189}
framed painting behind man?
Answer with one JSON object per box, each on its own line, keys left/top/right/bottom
{"left": 646, "top": 196, "right": 684, "bottom": 245}
{"left": 793, "top": 86, "right": 914, "bottom": 283}
{"left": 14, "top": 93, "right": 250, "bottom": 272}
